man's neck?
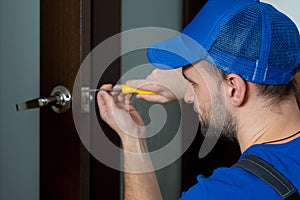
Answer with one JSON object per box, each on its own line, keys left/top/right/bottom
{"left": 237, "top": 97, "right": 300, "bottom": 153}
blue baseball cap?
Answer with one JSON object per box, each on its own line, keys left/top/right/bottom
{"left": 147, "top": 0, "right": 300, "bottom": 84}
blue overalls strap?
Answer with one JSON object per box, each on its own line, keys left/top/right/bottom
{"left": 235, "top": 155, "right": 300, "bottom": 200}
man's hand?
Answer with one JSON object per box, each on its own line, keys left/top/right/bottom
{"left": 97, "top": 84, "right": 163, "bottom": 200}
{"left": 97, "top": 84, "right": 145, "bottom": 142}
{"left": 126, "top": 68, "right": 188, "bottom": 103}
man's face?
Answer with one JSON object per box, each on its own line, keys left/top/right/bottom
{"left": 182, "top": 61, "right": 237, "bottom": 140}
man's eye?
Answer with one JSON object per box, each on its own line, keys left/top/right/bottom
{"left": 189, "top": 82, "right": 196, "bottom": 87}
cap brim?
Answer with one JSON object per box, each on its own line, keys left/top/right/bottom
{"left": 146, "top": 33, "right": 209, "bottom": 70}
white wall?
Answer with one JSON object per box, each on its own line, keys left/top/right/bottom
{"left": 0, "top": 0, "right": 39, "bottom": 199}
{"left": 262, "top": 0, "right": 300, "bottom": 29}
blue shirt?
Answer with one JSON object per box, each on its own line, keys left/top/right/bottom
{"left": 180, "top": 137, "right": 300, "bottom": 199}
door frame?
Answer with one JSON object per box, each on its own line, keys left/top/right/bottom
{"left": 40, "top": 0, "right": 121, "bottom": 199}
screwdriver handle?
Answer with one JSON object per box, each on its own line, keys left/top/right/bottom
{"left": 122, "top": 85, "right": 156, "bottom": 95}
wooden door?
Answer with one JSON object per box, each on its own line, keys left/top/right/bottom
{"left": 40, "top": 0, "right": 121, "bottom": 199}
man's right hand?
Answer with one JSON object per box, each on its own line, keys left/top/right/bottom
{"left": 126, "top": 68, "right": 188, "bottom": 103}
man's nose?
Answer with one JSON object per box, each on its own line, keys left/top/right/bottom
{"left": 184, "top": 85, "right": 194, "bottom": 104}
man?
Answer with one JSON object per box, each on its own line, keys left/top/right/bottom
{"left": 97, "top": 0, "right": 300, "bottom": 199}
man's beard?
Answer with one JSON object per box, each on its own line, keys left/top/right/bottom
{"left": 198, "top": 102, "right": 238, "bottom": 141}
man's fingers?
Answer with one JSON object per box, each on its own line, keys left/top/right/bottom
{"left": 97, "top": 84, "right": 114, "bottom": 120}
{"left": 124, "top": 94, "right": 133, "bottom": 105}
{"left": 97, "top": 84, "right": 113, "bottom": 108}
{"left": 125, "top": 79, "right": 147, "bottom": 88}
{"left": 127, "top": 80, "right": 168, "bottom": 96}
{"left": 136, "top": 94, "right": 169, "bottom": 103}
{"left": 126, "top": 79, "right": 153, "bottom": 90}
{"left": 111, "top": 85, "right": 127, "bottom": 106}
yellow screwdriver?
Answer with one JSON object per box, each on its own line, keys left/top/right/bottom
{"left": 86, "top": 85, "right": 156, "bottom": 95}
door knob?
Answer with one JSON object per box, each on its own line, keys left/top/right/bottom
{"left": 16, "top": 85, "right": 71, "bottom": 114}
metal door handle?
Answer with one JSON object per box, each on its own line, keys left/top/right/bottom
{"left": 16, "top": 85, "right": 71, "bottom": 114}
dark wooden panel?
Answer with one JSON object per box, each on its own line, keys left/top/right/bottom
{"left": 80, "top": 1, "right": 92, "bottom": 200}
{"left": 89, "top": 0, "right": 121, "bottom": 199}
{"left": 40, "top": 0, "right": 82, "bottom": 199}
{"left": 183, "top": 0, "right": 207, "bottom": 27}
{"left": 41, "top": 0, "right": 121, "bottom": 199}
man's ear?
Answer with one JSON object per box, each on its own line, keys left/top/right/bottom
{"left": 225, "top": 74, "right": 247, "bottom": 107}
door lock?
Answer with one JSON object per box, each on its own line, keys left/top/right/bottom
{"left": 16, "top": 85, "right": 71, "bottom": 114}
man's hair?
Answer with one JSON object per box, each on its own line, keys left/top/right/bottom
{"left": 210, "top": 63, "right": 299, "bottom": 105}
